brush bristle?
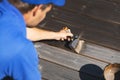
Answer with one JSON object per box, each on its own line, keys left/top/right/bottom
{"left": 74, "top": 40, "right": 85, "bottom": 53}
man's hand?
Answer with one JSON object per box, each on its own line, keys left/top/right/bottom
{"left": 55, "top": 27, "right": 73, "bottom": 41}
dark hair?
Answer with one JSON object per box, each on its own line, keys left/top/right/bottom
{"left": 8, "top": 0, "right": 51, "bottom": 14}
{"left": 8, "top": 0, "right": 35, "bottom": 14}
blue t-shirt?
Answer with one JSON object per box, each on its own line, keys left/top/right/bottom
{"left": 0, "top": 0, "right": 41, "bottom": 80}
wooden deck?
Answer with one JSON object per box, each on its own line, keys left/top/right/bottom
{"left": 35, "top": 0, "right": 120, "bottom": 80}
{"left": 35, "top": 42, "right": 119, "bottom": 80}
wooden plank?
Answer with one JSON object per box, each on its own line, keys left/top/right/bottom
{"left": 38, "top": 16, "right": 120, "bottom": 51}
{"left": 37, "top": 40, "right": 120, "bottom": 63}
{"left": 35, "top": 42, "right": 108, "bottom": 77}
{"left": 59, "top": 0, "right": 85, "bottom": 13}
{"left": 50, "top": 8, "right": 120, "bottom": 39}
{"left": 81, "top": 43, "right": 120, "bottom": 63}
{"left": 38, "top": 0, "right": 120, "bottom": 51}
{"left": 35, "top": 41, "right": 120, "bottom": 63}
{"left": 82, "top": 30, "right": 120, "bottom": 51}
{"left": 105, "top": 0, "right": 120, "bottom": 3}
{"left": 39, "top": 59, "right": 81, "bottom": 80}
{"left": 82, "top": 0, "right": 120, "bottom": 24}
{"left": 40, "top": 8, "right": 120, "bottom": 39}
{"left": 62, "top": 0, "right": 120, "bottom": 24}
{"left": 39, "top": 59, "right": 104, "bottom": 80}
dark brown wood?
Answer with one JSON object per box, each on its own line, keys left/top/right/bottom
{"left": 38, "top": 1, "right": 120, "bottom": 51}
{"left": 39, "top": 17, "right": 120, "bottom": 51}
{"left": 62, "top": 0, "right": 120, "bottom": 24}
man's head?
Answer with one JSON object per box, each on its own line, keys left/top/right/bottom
{"left": 9, "top": 0, "right": 65, "bottom": 27}
{"left": 9, "top": 0, "right": 61, "bottom": 14}
{"left": 22, "top": 3, "right": 52, "bottom": 27}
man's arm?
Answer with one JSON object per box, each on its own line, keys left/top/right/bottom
{"left": 26, "top": 27, "right": 73, "bottom": 41}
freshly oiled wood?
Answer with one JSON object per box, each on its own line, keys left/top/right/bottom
{"left": 39, "top": 0, "right": 120, "bottom": 51}
{"left": 40, "top": 16, "right": 120, "bottom": 40}
{"left": 62, "top": 0, "right": 120, "bottom": 24}
{"left": 82, "top": 0, "right": 120, "bottom": 24}
{"left": 40, "top": 59, "right": 104, "bottom": 80}
{"left": 105, "top": 0, "right": 120, "bottom": 3}
{"left": 59, "top": 0, "right": 85, "bottom": 13}
{"left": 50, "top": 8, "right": 120, "bottom": 39}
{"left": 41, "top": 7, "right": 120, "bottom": 39}
{"left": 35, "top": 42, "right": 107, "bottom": 77}
{"left": 39, "top": 16, "right": 120, "bottom": 51}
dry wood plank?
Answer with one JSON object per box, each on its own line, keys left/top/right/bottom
{"left": 82, "top": 30, "right": 120, "bottom": 51}
{"left": 39, "top": 59, "right": 81, "bottom": 80}
{"left": 81, "top": 42, "right": 120, "bottom": 63}
{"left": 35, "top": 41, "right": 120, "bottom": 64}
{"left": 35, "top": 42, "right": 108, "bottom": 77}
{"left": 39, "top": 59, "right": 104, "bottom": 80}
{"left": 36, "top": 40, "right": 120, "bottom": 63}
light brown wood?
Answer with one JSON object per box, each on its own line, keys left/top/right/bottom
{"left": 104, "top": 63, "right": 120, "bottom": 80}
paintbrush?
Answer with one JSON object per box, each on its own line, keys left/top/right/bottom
{"left": 63, "top": 27, "right": 85, "bottom": 54}
{"left": 68, "top": 33, "right": 85, "bottom": 54}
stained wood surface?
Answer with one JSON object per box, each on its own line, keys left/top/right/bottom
{"left": 38, "top": 0, "right": 120, "bottom": 51}
{"left": 63, "top": 0, "right": 120, "bottom": 24}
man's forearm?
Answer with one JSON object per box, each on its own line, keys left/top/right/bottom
{"left": 26, "top": 27, "right": 58, "bottom": 41}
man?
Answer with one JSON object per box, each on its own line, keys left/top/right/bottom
{"left": 9, "top": 0, "right": 72, "bottom": 41}
{"left": 0, "top": 0, "right": 73, "bottom": 80}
